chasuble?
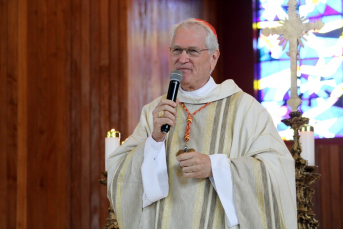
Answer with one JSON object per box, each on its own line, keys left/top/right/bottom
{"left": 107, "top": 79, "right": 297, "bottom": 229}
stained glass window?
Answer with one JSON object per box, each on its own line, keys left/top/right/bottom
{"left": 254, "top": 0, "right": 343, "bottom": 139}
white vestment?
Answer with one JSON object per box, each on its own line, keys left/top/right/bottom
{"left": 107, "top": 79, "right": 297, "bottom": 229}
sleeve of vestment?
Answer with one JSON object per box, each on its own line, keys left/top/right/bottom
{"left": 228, "top": 93, "right": 297, "bottom": 229}
{"left": 142, "top": 135, "right": 168, "bottom": 207}
{"left": 209, "top": 154, "right": 239, "bottom": 227}
{"left": 106, "top": 98, "right": 162, "bottom": 228}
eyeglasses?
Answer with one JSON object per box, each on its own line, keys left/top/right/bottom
{"left": 170, "top": 47, "right": 209, "bottom": 57}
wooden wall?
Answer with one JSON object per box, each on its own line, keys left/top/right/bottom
{"left": 0, "top": 0, "right": 207, "bottom": 228}
{"left": 313, "top": 144, "right": 343, "bottom": 229}
{"left": 1, "top": 0, "right": 342, "bottom": 228}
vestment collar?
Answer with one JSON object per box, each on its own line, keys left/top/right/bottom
{"left": 180, "top": 76, "right": 218, "bottom": 98}
{"left": 178, "top": 78, "right": 242, "bottom": 104}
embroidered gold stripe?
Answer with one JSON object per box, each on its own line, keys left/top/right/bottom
{"left": 253, "top": 133, "right": 284, "bottom": 145}
{"left": 161, "top": 105, "right": 183, "bottom": 228}
{"left": 129, "top": 135, "right": 141, "bottom": 144}
{"left": 215, "top": 84, "right": 223, "bottom": 100}
{"left": 263, "top": 159, "right": 287, "bottom": 226}
{"left": 245, "top": 148, "right": 284, "bottom": 157}
{"left": 115, "top": 148, "right": 136, "bottom": 229}
{"left": 234, "top": 97, "right": 254, "bottom": 158}
{"left": 191, "top": 102, "right": 216, "bottom": 229}
{"left": 252, "top": 158, "right": 267, "bottom": 229}
{"left": 212, "top": 195, "right": 224, "bottom": 228}
{"left": 224, "top": 92, "right": 241, "bottom": 158}
{"left": 277, "top": 156, "right": 297, "bottom": 214}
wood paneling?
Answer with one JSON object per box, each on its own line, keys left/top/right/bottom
{"left": 0, "top": 0, "right": 8, "bottom": 227}
{"left": 0, "top": 0, "right": 208, "bottom": 228}
{"left": 211, "top": 0, "right": 255, "bottom": 97}
{"left": 1, "top": 0, "right": 342, "bottom": 228}
{"left": 312, "top": 144, "right": 343, "bottom": 229}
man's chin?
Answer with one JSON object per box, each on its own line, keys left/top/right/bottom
{"left": 179, "top": 69, "right": 192, "bottom": 76}
{"left": 179, "top": 71, "right": 192, "bottom": 80}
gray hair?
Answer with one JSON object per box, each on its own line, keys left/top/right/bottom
{"left": 170, "top": 18, "right": 219, "bottom": 52}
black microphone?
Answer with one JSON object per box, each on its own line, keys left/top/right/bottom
{"left": 161, "top": 70, "right": 183, "bottom": 133}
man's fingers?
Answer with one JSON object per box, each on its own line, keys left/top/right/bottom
{"left": 153, "top": 105, "right": 177, "bottom": 119}
{"left": 161, "top": 110, "right": 176, "bottom": 122}
{"left": 183, "top": 171, "right": 197, "bottom": 178}
{"left": 155, "top": 118, "right": 175, "bottom": 128}
{"left": 179, "top": 159, "right": 194, "bottom": 167}
{"left": 158, "top": 98, "right": 177, "bottom": 108}
{"left": 159, "top": 104, "right": 177, "bottom": 117}
{"left": 182, "top": 165, "right": 198, "bottom": 173}
{"left": 176, "top": 152, "right": 195, "bottom": 162}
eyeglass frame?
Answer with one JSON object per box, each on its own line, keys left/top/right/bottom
{"left": 169, "top": 46, "right": 209, "bottom": 57}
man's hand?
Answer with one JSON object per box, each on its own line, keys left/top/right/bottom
{"left": 152, "top": 98, "right": 179, "bottom": 142}
{"left": 176, "top": 152, "right": 213, "bottom": 178}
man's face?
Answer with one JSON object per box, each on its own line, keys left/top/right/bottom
{"left": 170, "top": 26, "right": 219, "bottom": 91}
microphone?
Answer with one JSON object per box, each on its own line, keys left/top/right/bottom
{"left": 161, "top": 70, "right": 183, "bottom": 133}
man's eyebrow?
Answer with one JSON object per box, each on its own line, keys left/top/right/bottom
{"left": 187, "top": 46, "right": 200, "bottom": 49}
{"left": 171, "top": 45, "right": 201, "bottom": 49}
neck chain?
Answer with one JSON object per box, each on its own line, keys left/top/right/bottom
{"left": 180, "top": 102, "right": 212, "bottom": 152}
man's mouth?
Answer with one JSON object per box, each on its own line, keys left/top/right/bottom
{"left": 177, "top": 68, "right": 192, "bottom": 71}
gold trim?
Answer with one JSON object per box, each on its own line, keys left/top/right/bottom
{"left": 245, "top": 148, "right": 284, "bottom": 157}
{"left": 277, "top": 157, "right": 297, "bottom": 215}
{"left": 107, "top": 155, "right": 127, "bottom": 172}
{"left": 215, "top": 84, "right": 223, "bottom": 100}
{"left": 188, "top": 95, "right": 196, "bottom": 104}
{"left": 148, "top": 103, "right": 152, "bottom": 122}
{"left": 238, "top": 98, "right": 254, "bottom": 135}
{"left": 107, "top": 129, "right": 121, "bottom": 138}
{"left": 212, "top": 195, "right": 224, "bottom": 229}
{"left": 130, "top": 135, "right": 141, "bottom": 144}
{"left": 253, "top": 133, "right": 284, "bottom": 145}
{"left": 116, "top": 148, "right": 136, "bottom": 229}
{"left": 119, "top": 145, "right": 130, "bottom": 151}
{"left": 300, "top": 124, "right": 314, "bottom": 132}
{"left": 252, "top": 158, "right": 267, "bottom": 229}
{"left": 137, "top": 123, "right": 146, "bottom": 132}
{"left": 196, "top": 96, "right": 204, "bottom": 103}
{"left": 161, "top": 106, "right": 183, "bottom": 228}
{"left": 158, "top": 110, "right": 165, "bottom": 118}
{"left": 263, "top": 159, "right": 287, "bottom": 227}
{"left": 191, "top": 102, "right": 216, "bottom": 229}
{"left": 223, "top": 92, "right": 240, "bottom": 158}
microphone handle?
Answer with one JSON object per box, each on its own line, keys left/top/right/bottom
{"left": 161, "top": 81, "right": 180, "bottom": 133}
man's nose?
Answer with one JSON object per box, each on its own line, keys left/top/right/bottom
{"left": 178, "top": 50, "right": 189, "bottom": 63}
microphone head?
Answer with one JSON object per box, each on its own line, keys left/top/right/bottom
{"left": 170, "top": 70, "right": 183, "bottom": 82}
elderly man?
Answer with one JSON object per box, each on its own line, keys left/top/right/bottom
{"left": 107, "top": 18, "right": 297, "bottom": 229}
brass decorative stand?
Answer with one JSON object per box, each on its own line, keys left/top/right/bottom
{"left": 99, "top": 171, "right": 120, "bottom": 229}
{"left": 282, "top": 111, "right": 321, "bottom": 229}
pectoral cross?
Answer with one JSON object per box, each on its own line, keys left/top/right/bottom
{"left": 262, "top": 0, "right": 324, "bottom": 112}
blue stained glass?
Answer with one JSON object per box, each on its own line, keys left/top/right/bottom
{"left": 316, "top": 105, "right": 343, "bottom": 120}
{"left": 278, "top": 121, "right": 289, "bottom": 131}
{"left": 327, "top": 0, "right": 342, "bottom": 13}
{"left": 329, "top": 117, "right": 343, "bottom": 137}
{"left": 321, "top": 15, "right": 343, "bottom": 24}
{"left": 255, "top": 0, "right": 343, "bottom": 140}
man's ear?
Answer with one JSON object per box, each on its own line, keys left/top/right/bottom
{"left": 210, "top": 49, "right": 220, "bottom": 71}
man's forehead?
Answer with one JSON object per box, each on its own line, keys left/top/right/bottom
{"left": 174, "top": 25, "right": 207, "bottom": 38}
{"left": 171, "top": 27, "right": 206, "bottom": 47}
